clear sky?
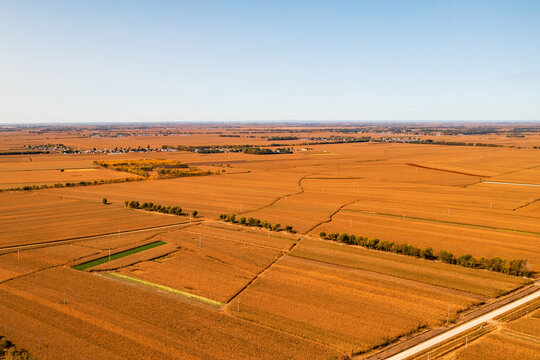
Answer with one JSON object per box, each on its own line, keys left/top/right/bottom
{"left": 0, "top": 1, "right": 539, "bottom": 123}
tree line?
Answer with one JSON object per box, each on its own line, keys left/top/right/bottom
{"left": 319, "top": 231, "right": 530, "bottom": 277}
{"left": 0, "top": 335, "right": 32, "bottom": 360}
{"left": 125, "top": 200, "right": 198, "bottom": 217}
{"left": 0, "top": 176, "right": 142, "bottom": 193}
{"left": 220, "top": 214, "right": 296, "bottom": 233}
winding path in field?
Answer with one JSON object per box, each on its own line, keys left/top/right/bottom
{"left": 238, "top": 173, "right": 311, "bottom": 216}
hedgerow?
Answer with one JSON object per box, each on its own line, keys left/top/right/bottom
{"left": 318, "top": 231, "right": 530, "bottom": 277}
{"left": 219, "top": 214, "right": 296, "bottom": 233}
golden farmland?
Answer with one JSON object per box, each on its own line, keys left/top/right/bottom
{"left": 0, "top": 124, "right": 539, "bottom": 359}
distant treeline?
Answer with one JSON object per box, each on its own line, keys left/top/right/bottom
{"left": 266, "top": 136, "right": 300, "bottom": 141}
{"left": 301, "top": 136, "right": 371, "bottom": 145}
{"left": 170, "top": 145, "right": 293, "bottom": 155}
{"left": 0, "top": 150, "right": 49, "bottom": 155}
{"left": 319, "top": 231, "right": 530, "bottom": 277}
{"left": 220, "top": 214, "right": 296, "bottom": 233}
{"left": 125, "top": 200, "right": 198, "bottom": 217}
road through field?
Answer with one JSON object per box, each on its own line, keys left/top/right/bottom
{"left": 383, "top": 286, "right": 540, "bottom": 360}
{"left": 482, "top": 180, "right": 540, "bottom": 187}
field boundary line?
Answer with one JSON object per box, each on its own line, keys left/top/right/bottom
{"left": 405, "top": 163, "right": 488, "bottom": 178}
{"left": 500, "top": 328, "right": 540, "bottom": 344}
{"left": 0, "top": 220, "right": 203, "bottom": 253}
{"left": 341, "top": 208, "right": 540, "bottom": 236}
{"left": 224, "top": 239, "right": 300, "bottom": 305}
{"left": 306, "top": 199, "right": 360, "bottom": 234}
{"left": 513, "top": 197, "right": 540, "bottom": 211}
{"left": 223, "top": 298, "right": 345, "bottom": 354}
{"left": 179, "top": 228, "right": 289, "bottom": 252}
{"left": 288, "top": 253, "right": 488, "bottom": 301}
{"left": 106, "top": 272, "right": 223, "bottom": 307}
{"left": 238, "top": 173, "right": 311, "bottom": 215}
{"left": 0, "top": 283, "right": 176, "bottom": 357}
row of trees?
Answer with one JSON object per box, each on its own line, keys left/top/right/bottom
{"left": 220, "top": 214, "right": 296, "bottom": 233}
{"left": 95, "top": 159, "right": 190, "bottom": 178}
{"left": 319, "top": 232, "right": 530, "bottom": 277}
{"left": 0, "top": 177, "right": 141, "bottom": 193}
{"left": 125, "top": 200, "right": 198, "bottom": 217}
{"left": 157, "top": 168, "right": 215, "bottom": 178}
{"left": 171, "top": 144, "right": 293, "bottom": 155}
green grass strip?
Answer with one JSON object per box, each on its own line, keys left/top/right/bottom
{"left": 108, "top": 272, "right": 223, "bottom": 307}
{"left": 72, "top": 241, "right": 167, "bottom": 271}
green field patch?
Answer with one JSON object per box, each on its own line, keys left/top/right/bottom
{"left": 108, "top": 272, "right": 223, "bottom": 307}
{"left": 72, "top": 241, "right": 167, "bottom": 271}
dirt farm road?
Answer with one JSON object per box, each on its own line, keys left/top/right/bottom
{"left": 383, "top": 285, "right": 540, "bottom": 360}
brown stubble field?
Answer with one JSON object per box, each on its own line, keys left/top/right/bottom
{"left": 289, "top": 238, "right": 528, "bottom": 298}
{"left": 228, "top": 254, "right": 479, "bottom": 354}
{"left": 0, "top": 124, "right": 539, "bottom": 359}
{"left": 440, "top": 307, "right": 540, "bottom": 360}
{"left": 0, "top": 192, "right": 187, "bottom": 248}
{"left": 0, "top": 268, "right": 340, "bottom": 360}
{"left": 113, "top": 224, "right": 293, "bottom": 303}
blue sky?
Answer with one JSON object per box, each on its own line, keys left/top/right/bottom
{"left": 0, "top": 1, "right": 539, "bottom": 123}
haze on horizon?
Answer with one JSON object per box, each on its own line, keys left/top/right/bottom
{"left": 0, "top": 1, "right": 539, "bottom": 124}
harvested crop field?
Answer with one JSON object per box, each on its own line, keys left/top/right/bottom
{"left": 505, "top": 308, "right": 540, "bottom": 338}
{"left": 0, "top": 244, "right": 98, "bottom": 282}
{"left": 440, "top": 332, "right": 540, "bottom": 360}
{"left": 1, "top": 124, "right": 539, "bottom": 359}
{"left": 77, "top": 228, "right": 174, "bottom": 250}
{"left": 441, "top": 306, "right": 540, "bottom": 360}
{"left": 290, "top": 238, "right": 528, "bottom": 297}
{"left": 0, "top": 268, "right": 339, "bottom": 360}
{"left": 0, "top": 192, "right": 186, "bottom": 248}
{"left": 114, "top": 224, "right": 292, "bottom": 302}
{"left": 43, "top": 170, "right": 303, "bottom": 218}
{"left": 317, "top": 209, "right": 540, "bottom": 271}
{"left": 229, "top": 255, "right": 479, "bottom": 353}
{"left": 0, "top": 168, "right": 132, "bottom": 189}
